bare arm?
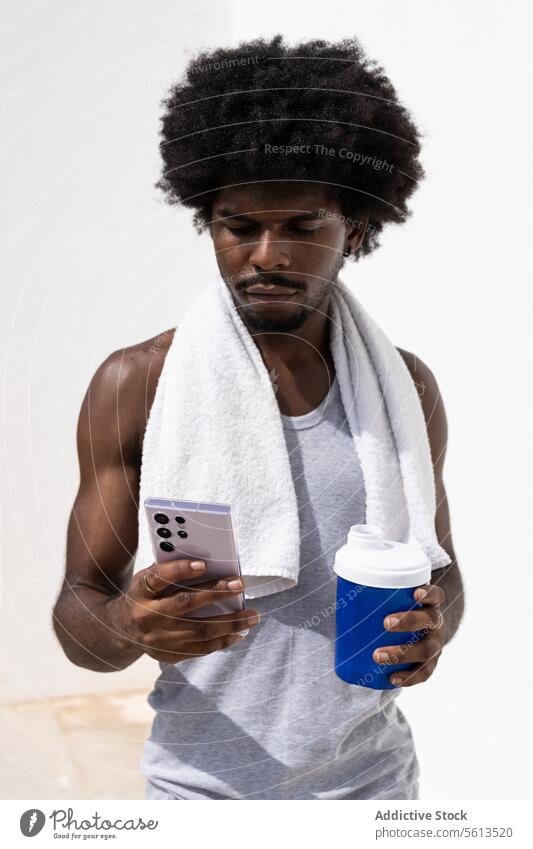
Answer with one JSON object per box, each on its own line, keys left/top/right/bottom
{"left": 52, "top": 348, "right": 147, "bottom": 671}
{"left": 398, "top": 348, "right": 465, "bottom": 646}
{"left": 370, "top": 349, "right": 465, "bottom": 688}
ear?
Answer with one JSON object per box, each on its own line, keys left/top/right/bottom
{"left": 345, "top": 216, "right": 368, "bottom": 254}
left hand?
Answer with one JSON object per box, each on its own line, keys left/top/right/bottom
{"left": 372, "top": 584, "right": 446, "bottom": 687}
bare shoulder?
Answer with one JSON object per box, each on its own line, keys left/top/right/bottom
{"left": 78, "top": 328, "right": 175, "bottom": 465}
{"left": 396, "top": 347, "right": 448, "bottom": 473}
{"left": 396, "top": 346, "right": 445, "bottom": 421}
{"left": 94, "top": 327, "right": 175, "bottom": 412}
{"left": 107, "top": 327, "right": 176, "bottom": 387}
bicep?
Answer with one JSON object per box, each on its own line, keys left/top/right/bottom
{"left": 399, "top": 348, "right": 456, "bottom": 563}
{"left": 419, "top": 362, "right": 455, "bottom": 560}
{"left": 66, "top": 464, "right": 139, "bottom": 597}
{"left": 63, "top": 353, "right": 142, "bottom": 598}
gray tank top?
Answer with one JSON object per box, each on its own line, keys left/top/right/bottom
{"left": 140, "top": 377, "right": 420, "bottom": 800}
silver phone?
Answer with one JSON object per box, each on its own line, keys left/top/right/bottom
{"left": 144, "top": 497, "right": 246, "bottom": 620}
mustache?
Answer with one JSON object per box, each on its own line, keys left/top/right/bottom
{"left": 234, "top": 273, "right": 307, "bottom": 292}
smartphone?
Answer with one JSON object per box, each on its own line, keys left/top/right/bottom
{"left": 144, "top": 497, "right": 246, "bottom": 620}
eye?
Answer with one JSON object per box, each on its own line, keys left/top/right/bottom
{"left": 224, "top": 223, "right": 256, "bottom": 235}
{"left": 288, "top": 225, "right": 320, "bottom": 235}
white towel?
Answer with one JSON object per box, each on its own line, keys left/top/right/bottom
{"left": 134, "top": 273, "right": 452, "bottom": 598}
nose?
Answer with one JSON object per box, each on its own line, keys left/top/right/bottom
{"left": 248, "top": 230, "right": 290, "bottom": 271}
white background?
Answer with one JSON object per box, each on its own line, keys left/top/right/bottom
{"left": 1, "top": 0, "right": 532, "bottom": 800}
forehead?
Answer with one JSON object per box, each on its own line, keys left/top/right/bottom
{"left": 213, "top": 183, "right": 340, "bottom": 216}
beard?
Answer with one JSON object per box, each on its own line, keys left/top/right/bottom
{"left": 222, "top": 256, "right": 344, "bottom": 333}
{"left": 240, "top": 301, "right": 318, "bottom": 333}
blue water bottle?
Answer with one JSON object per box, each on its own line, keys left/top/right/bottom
{"left": 333, "top": 524, "right": 431, "bottom": 689}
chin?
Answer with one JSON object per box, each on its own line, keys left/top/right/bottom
{"left": 241, "top": 309, "right": 309, "bottom": 333}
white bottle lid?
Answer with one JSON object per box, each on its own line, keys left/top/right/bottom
{"left": 333, "top": 524, "right": 431, "bottom": 589}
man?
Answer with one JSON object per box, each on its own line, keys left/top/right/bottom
{"left": 52, "top": 35, "right": 464, "bottom": 800}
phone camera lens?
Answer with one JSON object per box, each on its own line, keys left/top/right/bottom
{"left": 175, "top": 516, "right": 185, "bottom": 524}
{"left": 154, "top": 513, "right": 169, "bottom": 524}
{"left": 177, "top": 530, "right": 188, "bottom": 539}
{"left": 159, "top": 541, "right": 175, "bottom": 552}
{"left": 157, "top": 527, "right": 172, "bottom": 539}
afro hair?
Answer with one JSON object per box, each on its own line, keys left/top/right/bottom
{"left": 156, "top": 34, "right": 425, "bottom": 258}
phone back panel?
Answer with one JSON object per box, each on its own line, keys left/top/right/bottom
{"left": 144, "top": 498, "right": 245, "bottom": 619}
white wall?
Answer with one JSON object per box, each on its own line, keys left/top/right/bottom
{"left": 0, "top": 0, "right": 233, "bottom": 703}
{"left": 1, "top": 0, "right": 532, "bottom": 800}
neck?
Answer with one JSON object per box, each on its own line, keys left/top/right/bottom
{"left": 251, "top": 299, "right": 336, "bottom": 413}
{"left": 252, "top": 292, "right": 333, "bottom": 371}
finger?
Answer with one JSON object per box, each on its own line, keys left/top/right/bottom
{"left": 140, "top": 559, "right": 210, "bottom": 596}
{"left": 158, "top": 575, "right": 244, "bottom": 615}
{"left": 384, "top": 607, "right": 443, "bottom": 632}
{"left": 164, "top": 608, "right": 261, "bottom": 642}
{"left": 180, "top": 633, "right": 250, "bottom": 657}
{"left": 373, "top": 637, "right": 441, "bottom": 666}
{"left": 165, "top": 577, "right": 250, "bottom": 616}
{"left": 413, "top": 584, "right": 446, "bottom": 606}
{"left": 154, "top": 575, "right": 246, "bottom": 617}
{"left": 389, "top": 656, "right": 439, "bottom": 687}
{"left": 147, "top": 633, "right": 246, "bottom": 663}
{"left": 145, "top": 575, "right": 244, "bottom": 630}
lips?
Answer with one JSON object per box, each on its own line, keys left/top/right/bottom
{"left": 243, "top": 291, "right": 299, "bottom": 306}
{"left": 244, "top": 284, "right": 298, "bottom": 296}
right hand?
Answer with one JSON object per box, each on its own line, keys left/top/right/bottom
{"left": 110, "top": 559, "right": 261, "bottom": 664}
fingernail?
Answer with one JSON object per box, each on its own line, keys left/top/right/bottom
{"left": 248, "top": 613, "right": 261, "bottom": 625}
{"left": 391, "top": 676, "right": 403, "bottom": 686}
{"left": 227, "top": 578, "right": 244, "bottom": 590}
{"left": 415, "top": 588, "right": 428, "bottom": 600}
{"left": 386, "top": 616, "right": 400, "bottom": 629}
{"left": 376, "top": 651, "right": 390, "bottom": 663}
{"left": 190, "top": 560, "right": 205, "bottom": 571}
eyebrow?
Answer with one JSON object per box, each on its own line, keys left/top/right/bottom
{"left": 213, "top": 206, "right": 325, "bottom": 223}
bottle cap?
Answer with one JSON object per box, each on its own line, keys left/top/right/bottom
{"left": 333, "top": 524, "right": 431, "bottom": 589}
{"left": 347, "top": 524, "right": 384, "bottom": 548}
